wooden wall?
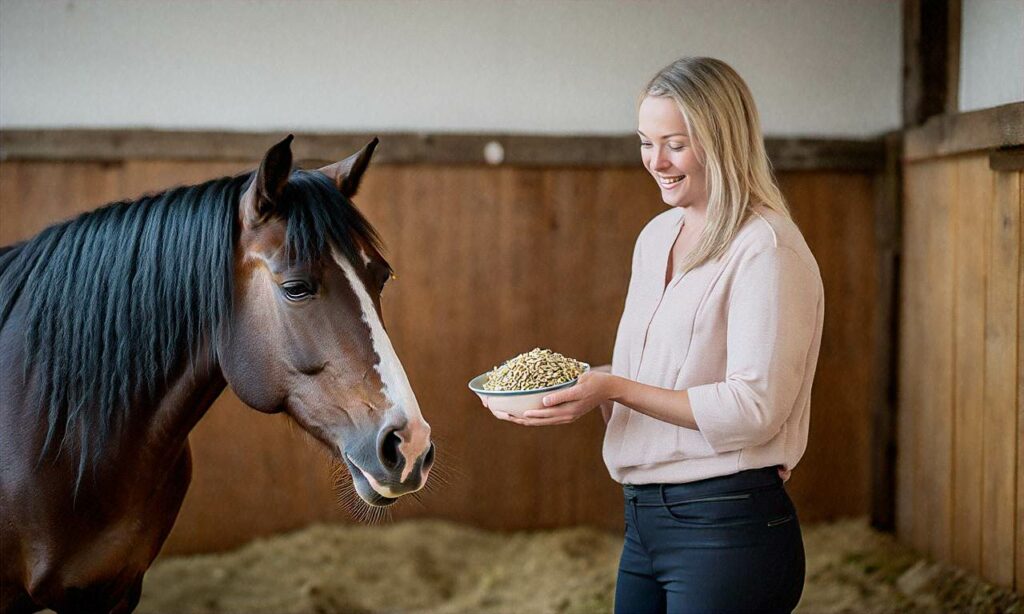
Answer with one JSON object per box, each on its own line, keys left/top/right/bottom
{"left": 0, "top": 143, "right": 881, "bottom": 555}
{"left": 898, "top": 104, "right": 1024, "bottom": 591}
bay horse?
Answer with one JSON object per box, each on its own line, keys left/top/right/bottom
{"left": 0, "top": 136, "right": 434, "bottom": 613}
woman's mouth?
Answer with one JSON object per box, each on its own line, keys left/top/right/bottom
{"left": 658, "top": 175, "right": 685, "bottom": 187}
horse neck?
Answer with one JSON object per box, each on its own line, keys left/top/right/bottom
{"left": 126, "top": 347, "right": 227, "bottom": 469}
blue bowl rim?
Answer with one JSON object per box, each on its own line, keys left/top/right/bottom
{"left": 468, "top": 363, "right": 590, "bottom": 396}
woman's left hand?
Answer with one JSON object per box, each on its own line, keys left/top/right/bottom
{"left": 513, "top": 370, "right": 616, "bottom": 426}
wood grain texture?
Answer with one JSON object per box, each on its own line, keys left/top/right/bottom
{"left": 901, "top": 154, "right": 1023, "bottom": 591}
{"left": 1018, "top": 171, "right": 1024, "bottom": 593}
{"left": 777, "top": 172, "right": 877, "bottom": 528}
{"left": 897, "top": 160, "right": 925, "bottom": 545}
{"left": 927, "top": 159, "right": 957, "bottom": 563}
{"left": 904, "top": 102, "right": 1024, "bottom": 161}
{"left": 951, "top": 156, "right": 990, "bottom": 574}
{"left": 982, "top": 168, "right": 1020, "bottom": 588}
{"left": 0, "top": 159, "right": 879, "bottom": 554}
{"left": 0, "top": 129, "right": 886, "bottom": 172}
{"left": 900, "top": 159, "right": 956, "bottom": 558}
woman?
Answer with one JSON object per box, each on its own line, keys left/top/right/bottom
{"left": 488, "top": 57, "right": 823, "bottom": 613}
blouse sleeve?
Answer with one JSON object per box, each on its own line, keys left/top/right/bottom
{"left": 687, "top": 246, "right": 821, "bottom": 453}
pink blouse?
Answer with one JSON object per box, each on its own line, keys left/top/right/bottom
{"left": 603, "top": 204, "right": 824, "bottom": 484}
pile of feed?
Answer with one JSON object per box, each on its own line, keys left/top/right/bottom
{"left": 137, "top": 517, "right": 1024, "bottom": 613}
{"left": 482, "top": 348, "right": 586, "bottom": 392}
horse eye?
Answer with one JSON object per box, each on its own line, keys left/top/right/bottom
{"left": 368, "top": 263, "right": 392, "bottom": 293}
{"left": 281, "top": 280, "right": 316, "bottom": 302}
{"left": 377, "top": 270, "right": 392, "bottom": 292}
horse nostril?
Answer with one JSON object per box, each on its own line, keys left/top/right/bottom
{"left": 379, "top": 429, "right": 402, "bottom": 471}
{"left": 422, "top": 443, "right": 436, "bottom": 470}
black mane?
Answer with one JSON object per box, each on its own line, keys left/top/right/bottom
{"left": 0, "top": 169, "right": 384, "bottom": 491}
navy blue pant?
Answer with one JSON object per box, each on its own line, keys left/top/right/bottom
{"left": 615, "top": 467, "right": 805, "bottom": 613}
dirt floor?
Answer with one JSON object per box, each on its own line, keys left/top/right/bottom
{"left": 137, "top": 517, "right": 1022, "bottom": 614}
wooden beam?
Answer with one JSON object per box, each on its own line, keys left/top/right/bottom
{"left": 945, "top": 0, "right": 962, "bottom": 115}
{"left": 989, "top": 147, "right": 1024, "bottom": 173}
{"left": 870, "top": 132, "right": 904, "bottom": 532}
{"left": 903, "top": 0, "right": 961, "bottom": 127}
{"left": 905, "top": 102, "right": 1024, "bottom": 161}
{"left": 0, "top": 129, "right": 886, "bottom": 172}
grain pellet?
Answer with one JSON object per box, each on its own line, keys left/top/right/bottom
{"left": 483, "top": 348, "right": 586, "bottom": 392}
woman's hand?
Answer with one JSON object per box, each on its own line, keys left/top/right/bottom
{"left": 478, "top": 395, "right": 516, "bottom": 423}
{"left": 510, "top": 370, "right": 616, "bottom": 426}
{"left": 482, "top": 364, "right": 615, "bottom": 426}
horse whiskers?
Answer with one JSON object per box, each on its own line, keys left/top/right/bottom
{"left": 329, "top": 460, "right": 399, "bottom": 525}
{"left": 409, "top": 491, "right": 427, "bottom": 509}
{"left": 424, "top": 454, "right": 462, "bottom": 490}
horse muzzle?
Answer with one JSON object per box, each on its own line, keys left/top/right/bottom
{"left": 344, "top": 441, "right": 435, "bottom": 506}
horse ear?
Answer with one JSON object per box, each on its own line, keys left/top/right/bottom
{"left": 318, "top": 137, "right": 378, "bottom": 198}
{"left": 241, "top": 134, "right": 294, "bottom": 227}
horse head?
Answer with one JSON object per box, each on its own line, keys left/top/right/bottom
{"left": 219, "top": 135, "right": 433, "bottom": 507}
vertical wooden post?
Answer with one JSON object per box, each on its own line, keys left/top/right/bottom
{"left": 882, "top": 0, "right": 963, "bottom": 534}
{"left": 871, "top": 132, "right": 904, "bottom": 531}
{"left": 903, "top": 0, "right": 962, "bottom": 126}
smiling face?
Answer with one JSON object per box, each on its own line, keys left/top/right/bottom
{"left": 637, "top": 96, "right": 708, "bottom": 210}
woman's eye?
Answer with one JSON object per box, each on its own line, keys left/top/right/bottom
{"left": 668, "top": 143, "right": 686, "bottom": 151}
{"left": 281, "top": 280, "right": 316, "bottom": 302}
{"left": 640, "top": 141, "right": 653, "bottom": 149}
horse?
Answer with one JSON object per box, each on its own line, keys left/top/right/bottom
{"left": 0, "top": 135, "right": 434, "bottom": 613}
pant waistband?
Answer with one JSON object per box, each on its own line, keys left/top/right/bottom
{"left": 622, "top": 467, "right": 782, "bottom": 505}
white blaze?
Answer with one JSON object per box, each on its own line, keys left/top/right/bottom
{"left": 334, "top": 250, "right": 430, "bottom": 487}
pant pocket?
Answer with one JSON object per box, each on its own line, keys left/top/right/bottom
{"left": 767, "top": 514, "right": 794, "bottom": 527}
{"left": 662, "top": 493, "right": 758, "bottom": 526}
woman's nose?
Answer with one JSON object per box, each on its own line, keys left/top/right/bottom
{"left": 650, "top": 147, "right": 669, "bottom": 171}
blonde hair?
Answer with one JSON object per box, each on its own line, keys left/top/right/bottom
{"left": 642, "top": 57, "right": 790, "bottom": 273}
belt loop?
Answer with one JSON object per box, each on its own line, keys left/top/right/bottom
{"left": 659, "top": 483, "right": 668, "bottom": 506}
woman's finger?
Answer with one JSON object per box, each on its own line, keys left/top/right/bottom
{"left": 542, "top": 386, "right": 580, "bottom": 407}
{"left": 518, "top": 415, "right": 576, "bottom": 426}
{"left": 490, "top": 409, "right": 513, "bottom": 421}
{"left": 523, "top": 402, "right": 584, "bottom": 419}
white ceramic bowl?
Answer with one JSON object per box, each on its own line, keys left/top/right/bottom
{"left": 468, "top": 363, "right": 590, "bottom": 418}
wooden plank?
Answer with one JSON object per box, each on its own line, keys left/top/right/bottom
{"left": 901, "top": 160, "right": 925, "bottom": 544}
{"left": 774, "top": 172, "right": 876, "bottom": 522}
{"left": 1018, "top": 170, "right": 1024, "bottom": 593}
{"left": 899, "top": 159, "right": 956, "bottom": 556}
{"left": 951, "top": 156, "right": 991, "bottom": 574}
{"left": 905, "top": 102, "right": 1024, "bottom": 162}
{"left": 0, "top": 129, "right": 887, "bottom": 172}
{"left": 927, "top": 158, "right": 957, "bottom": 561}
{"left": 0, "top": 161, "right": 123, "bottom": 245}
{"left": 982, "top": 167, "right": 1021, "bottom": 588}
{"left": 897, "top": 162, "right": 926, "bottom": 547}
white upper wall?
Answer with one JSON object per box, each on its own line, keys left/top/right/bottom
{"left": 0, "top": 0, "right": 900, "bottom": 137}
{"left": 959, "top": 0, "right": 1024, "bottom": 112}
